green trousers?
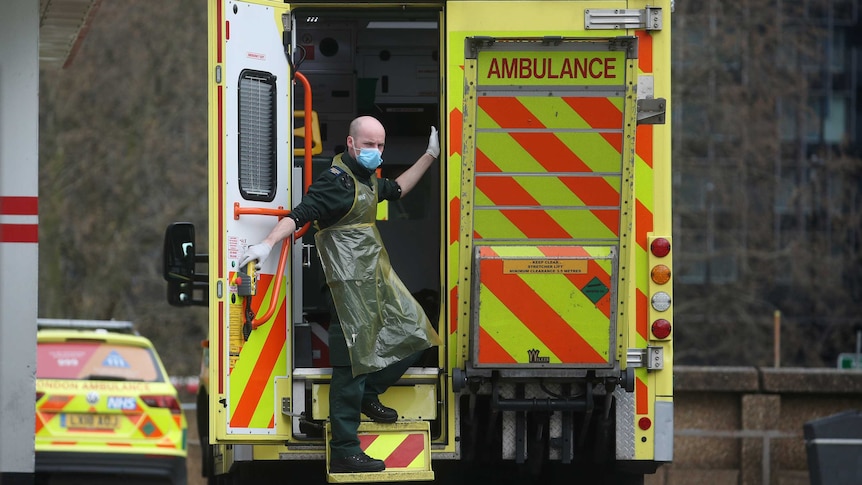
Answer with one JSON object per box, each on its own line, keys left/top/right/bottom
{"left": 327, "top": 298, "right": 422, "bottom": 458}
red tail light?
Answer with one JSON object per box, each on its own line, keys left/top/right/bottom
{"left": 650, "top": 238, "right": 671, "bottom": 257}
{"left": 652, "top": 319, "right": 672, "bottom": 339}
{"left": 141, "top": 395, "right": 182, "bottom": 414}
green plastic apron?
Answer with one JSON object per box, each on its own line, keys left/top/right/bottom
{"left": 314, "top": 156, "right": 440, "bottom": 376}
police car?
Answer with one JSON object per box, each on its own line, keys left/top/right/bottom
{"left": 35, "top": 319, "right": 187, "bottom": 484}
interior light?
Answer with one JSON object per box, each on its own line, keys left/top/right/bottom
{"left": 366, "top": 21, "right": 438, "bottom": 29}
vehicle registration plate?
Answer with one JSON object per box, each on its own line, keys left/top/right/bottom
{"left": 66, "top": 414, "right": 119, "bottom": 429}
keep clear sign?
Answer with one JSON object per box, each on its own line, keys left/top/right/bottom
{"left": 479, "top": 50, "right": 625, "bottom": 86}
{"left": 503, "top": 259, "right": 588, "bottom": 274}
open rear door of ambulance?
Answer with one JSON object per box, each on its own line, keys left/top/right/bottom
{"left": 209, "top": 0, "right": 296, "bottom": 444}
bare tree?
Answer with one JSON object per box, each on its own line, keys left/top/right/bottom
{"left": 39, "top": 0, "right": 209, "bottom": 375}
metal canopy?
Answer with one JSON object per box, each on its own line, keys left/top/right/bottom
{"left": 39, "top": 0, "right": 101, "bottom": 69}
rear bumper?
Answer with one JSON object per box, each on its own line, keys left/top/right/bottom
{"left": 36, "top": 451, "right": 186, "bottom": 485}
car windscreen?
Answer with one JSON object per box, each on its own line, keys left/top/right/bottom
{"left": 37, "top": 341, "right": 165, "bottom": 382}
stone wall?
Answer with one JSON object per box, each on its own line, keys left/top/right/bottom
{"left": 183, "top": 366, "right": 862, "bottom": 485}
{"left": 648, "top": 366, "right": 862, "bottom": 485}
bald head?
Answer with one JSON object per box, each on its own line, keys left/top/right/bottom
{"left": 349, "top": 116, "right": 385, "bottom": 138}
{"left": 347, "top": 116, "right": 386, "bottom": 157}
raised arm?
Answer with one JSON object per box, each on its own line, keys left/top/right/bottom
{"left": 395, "top": 127, "right": 439, "bottom": 197}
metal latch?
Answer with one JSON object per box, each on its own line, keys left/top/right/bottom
{"left": 637, "top": 98, "right": 667, "bottom": 125}
{"left": 585, "top": 7, "right": 663, "bottom": 31}
{"left": 627, "top": 347, "right": 664, "bottom": 370}
{"left": 302, "top": 243, "right": 314, "bottom": 268}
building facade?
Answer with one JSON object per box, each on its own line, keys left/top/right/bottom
{"left": 672, "top": 0, "right": 862, "bottom": 366}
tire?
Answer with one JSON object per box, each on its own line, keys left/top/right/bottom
{"left": 196, "top": 388, "right": 215, "bottom": 481}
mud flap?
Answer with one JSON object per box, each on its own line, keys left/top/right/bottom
{"left": 326, "top": 421, "right": 434, "bottom": 483}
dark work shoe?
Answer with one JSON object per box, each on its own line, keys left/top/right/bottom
{"left": 330, "top": 452, "right": 386, "bottom": 473}
{"left": 361, "top": 399, "right": 398, "bottom": 423}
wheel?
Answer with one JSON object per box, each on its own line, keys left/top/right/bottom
{"left": 196, "top": 388, "right": 216, "bottom": 482}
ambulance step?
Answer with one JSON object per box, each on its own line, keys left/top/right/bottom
{"left": 326, "top": 421, "right": 434, "bottom": 483}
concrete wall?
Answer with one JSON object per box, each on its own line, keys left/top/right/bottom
{"left": 648, "top": 366, "right": 862, "bottom": 485}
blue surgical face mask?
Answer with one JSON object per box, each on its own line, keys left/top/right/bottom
{"left": 355, "top": 147, "right": 383, "bottom": 170}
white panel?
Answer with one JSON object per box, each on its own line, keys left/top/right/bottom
{"left": 654, "top": 400, "right": 674, "bottom": 462}
{"left": 0, "top": 0, "right": 39, "bottom": 476}
{"left": 222, "top": 0, "right": 292, "bottom": 436}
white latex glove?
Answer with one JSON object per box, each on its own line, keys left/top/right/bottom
{"left": 425, "top": 126, "right": 440, "bottom": 158}
{"left": 239, "top": 242, "right": 272, "bottom": 270}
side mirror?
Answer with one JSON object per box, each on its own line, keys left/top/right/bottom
{"left": 163, "top": 222, "right": 207, "bottom": 306}
{"left": 164, "top": 222, "right": 196, "bottom": 282}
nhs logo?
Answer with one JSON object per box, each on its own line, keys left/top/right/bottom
{"left": 107, "top": 396, "right": 138, "bottom": 411}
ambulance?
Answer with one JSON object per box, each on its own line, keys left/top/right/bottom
{"left": 35, "top": 319, "right": 187, "bottom": 484}
{"left": 163, "top": 0, "right": 673, "bottom": 483}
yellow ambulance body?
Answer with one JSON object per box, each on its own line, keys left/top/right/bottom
{"left": 164, "top": 1, "right": 673, "bottom": 483}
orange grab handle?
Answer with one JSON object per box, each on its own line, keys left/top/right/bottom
{"left": 246, "top": 71, "right": 315, "bottom": 329}
{"left": 292, "top": 72, "right": 313, "bottom": 240}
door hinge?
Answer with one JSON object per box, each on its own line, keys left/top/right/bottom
{"left": 585, "top": 7, "right": 663, "bottom": 31}
{"left": 637, "top": 98, "right": 667, "bottom": 125}
{"left": 627, "top": 347, "right": 664, "bottom": 370}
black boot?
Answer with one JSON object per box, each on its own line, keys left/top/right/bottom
{"left": 330, "top": 452, "right": 386, "bottom": 473}
{"left": 361, "top": 399, "right": 398, "bottom": 423}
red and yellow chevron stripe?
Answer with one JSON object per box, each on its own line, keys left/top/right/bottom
{"left": 474, "top": 246, "right": 614, "bottom": 366}
{"left": 633, "top": 29, "right": 658, "bottom": 420}
{"left": 472, "top": 95, "right": 623, "bottom": 242}
{"left": 359, "top": 432, "right": 427, "bottom": 469}
{"left": 227, "top": 272, "right": 288, "bottom": 431}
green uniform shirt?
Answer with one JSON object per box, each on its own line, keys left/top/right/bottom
{"left": 287, "top": 151, "right": 402, "bottom": 229}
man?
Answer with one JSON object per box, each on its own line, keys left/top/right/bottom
{"left": 239, "top": 116, "right": 441, "bottom": 473}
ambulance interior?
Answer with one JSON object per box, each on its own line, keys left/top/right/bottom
{"left": 289, "top": 7, "right": 445, "bottom": 437}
